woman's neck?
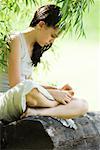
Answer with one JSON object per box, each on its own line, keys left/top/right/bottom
{"left": 22, "top": 27, "right": 36, "bottom": 56}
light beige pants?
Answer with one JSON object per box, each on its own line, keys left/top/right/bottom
{"left": 0, "top": 80, "right": 54, "bottom": 122}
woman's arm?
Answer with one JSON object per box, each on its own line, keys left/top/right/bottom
{"left": 47, "top": 89, "right": 73, "bottom": 105}
{"left": 42, "top": 84, "right": 73, "bottom": 90}
{"left": 42, "top": 85, "right": 58, "bottom": 90}
{"left": 43, "top": 84, "right": 74, "bottom": 96}
{"left": 8, "top": 35, "right": 21, "bottom": 87}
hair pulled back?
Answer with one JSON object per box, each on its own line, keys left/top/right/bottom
{"left": 29, "top": 5, "right": 62, "bottom": 67}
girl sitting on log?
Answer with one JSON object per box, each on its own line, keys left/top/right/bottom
{"left": 0, "top": 4, "right": 88, "bottom": 122}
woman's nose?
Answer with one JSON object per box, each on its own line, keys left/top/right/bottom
{"left": 49, "top": 38, "right": 55, "bottom": 44}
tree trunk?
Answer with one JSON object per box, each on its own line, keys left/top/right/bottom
{"left": 0, "top": 112, "right": 100, "bottom": 150}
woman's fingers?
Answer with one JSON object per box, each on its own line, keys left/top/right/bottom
{"left": 60, "top": 94, "right": 72, "bottom": 104}
{"left": 66, "top": 93, "right": 72, "bottom": 98}
{"left": 51, "top": 89, "right": 73, "bottom": 105}
{"left": 62, "top": 100, "right": 67, "bottom": 105}
{"left": 65, "top": 96, "right": 71, "bottom": 103}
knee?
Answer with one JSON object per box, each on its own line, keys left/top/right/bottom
{"left": 29, "top": 88, "right": 39, "bottom": 95}
{"left": 78, "top": 99, "right": 88, "bottom": 115}
{"left": 26, "top": 88, "right": 39, "bottom": 107}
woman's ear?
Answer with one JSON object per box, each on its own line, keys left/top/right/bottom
{"left": 37, "top": 21, "right": 46, "bottom": 29}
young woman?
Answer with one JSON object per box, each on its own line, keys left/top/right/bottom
{"left": 0, "top": 5, "right": 88, "bottom": 122}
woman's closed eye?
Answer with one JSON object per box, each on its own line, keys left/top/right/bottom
{"left": 51, "top": 34, "right": 58, "bottom": 39}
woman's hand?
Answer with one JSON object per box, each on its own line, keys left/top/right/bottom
{"left": 55, "top": 90, "right": 73, "bottom": 105}
{"left": 47, "top": 89, "right": 73, "bottom": 105}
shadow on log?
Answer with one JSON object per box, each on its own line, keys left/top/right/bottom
{"left": 0, "top": 112, "right": 100, "bottom": 150}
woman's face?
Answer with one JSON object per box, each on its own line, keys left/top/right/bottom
{"left": 36, "top": 21, "right": 59, "bottom": 46}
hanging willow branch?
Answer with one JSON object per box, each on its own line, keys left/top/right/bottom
{"left": 54, "top": 0, "right": 94, "bottom": 37}
{"left": 0, "top": 0, "right": 94, "bottom": 71}
{"left": 0, "top": 0, "right": 33, "bottom": 71}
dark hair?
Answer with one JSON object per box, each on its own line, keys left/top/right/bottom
{"left": 29, "top": 5, "right": 62, "bottom": 67}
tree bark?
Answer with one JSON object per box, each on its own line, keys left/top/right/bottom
{"left": 0, "top": 112, "right": 100, "bottom": 150}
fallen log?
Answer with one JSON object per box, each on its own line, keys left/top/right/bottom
{"left": 0, "top": 112, "right": 100, "bottom": 150}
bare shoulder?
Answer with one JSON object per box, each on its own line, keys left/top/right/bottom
{"left": 8, "top": 32, "right": 22, "bottom": 59}
{"left": 9, "top": 32, "right": 20, "bottom": 44}
{"left": 8, "top": 32, "right": 21, "bottom": 53}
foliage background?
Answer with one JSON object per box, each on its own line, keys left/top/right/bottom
{"left": 0, "top": 0, "right": 99, "bottom": 111}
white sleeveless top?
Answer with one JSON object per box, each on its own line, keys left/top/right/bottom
{"left": 0, "top": 32, "right": 33, "bottom": 92}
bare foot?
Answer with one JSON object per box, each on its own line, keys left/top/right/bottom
{"left": 61, "top": 84, "right": 74, "bottom": 96}
{"left": 61, "top": 84, "right": 72, "bottom": 90}
{"left": 20, "top": 108, "right": 38, "bottom": 119}
{"left": 67, "top": 90, "right": 74, "bottom": 96}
